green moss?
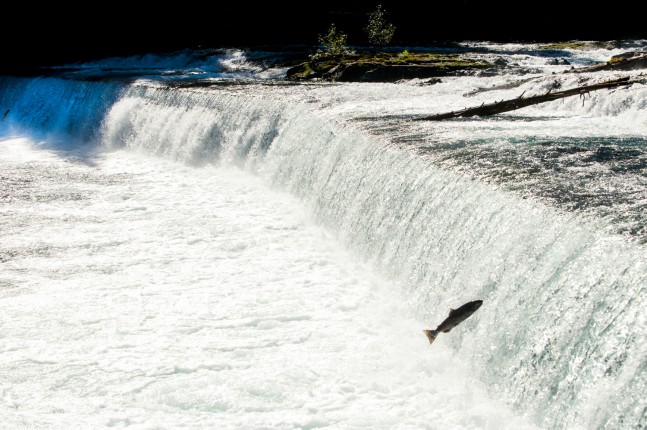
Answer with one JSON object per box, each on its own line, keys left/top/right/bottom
{"left": 291, "top": 49, "right": 493, "bottom": 81}
{"left": 318, "top": 61, "right": 338, "bottom": 71}
{"left": 317, "top": 51, "right": 484, "bottom": 67}
{"left": 539, "top": 41, "right": 616, "bottom": 50}
{"left": 290, "top": 62, "right": 314, "bottom": 79}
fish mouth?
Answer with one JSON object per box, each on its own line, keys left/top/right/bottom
{"left": 469, "top": 300, "right": 483, "bottom": 312}
{"left": 472, "top": 300, "right": 483, "bottom": 309}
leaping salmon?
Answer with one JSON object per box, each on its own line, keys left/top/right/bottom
{"left": 423, "top": 300, "right": 483, "bottom": 345}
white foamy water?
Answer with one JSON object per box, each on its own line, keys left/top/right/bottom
{"left": 1, "top": 39, "right": 646, "bottom": 429}
{"left": 0, "top": 138, "right": 540, "bottom": 429}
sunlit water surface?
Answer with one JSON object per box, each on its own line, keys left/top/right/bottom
{"left": 0, "top": 138, "right": 540, "bottom": 429}
{"left": 1, "top": 40, "right": 646, "bottom": 430}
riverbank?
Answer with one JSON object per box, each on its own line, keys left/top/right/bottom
{"left": 284, "top": 41, "right": 647, "bottom": 82}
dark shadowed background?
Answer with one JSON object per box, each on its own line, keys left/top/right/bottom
{"left": 2, "top": 0, "right": 644, "bottom": 72}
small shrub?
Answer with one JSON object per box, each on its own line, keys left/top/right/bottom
{"left": 365, "top": 5, "right": 395, "bottom": 46}
{"left": 310, "top": 24, "right": 348, "bottom": 60}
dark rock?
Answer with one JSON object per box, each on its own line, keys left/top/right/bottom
{"left": 422, "top": 78, "right": 443, "bottom": 85}
{"left": 572, "top": 52, "right": 647, "bottom": 73}
{"left": 610, "top": 51, "right": 647, "bottom": 61}
{"left": 335, "top": 64, "right": 449, "bottom": 82}
{"left": 547, "top": 58, "right": 571, "bottom": 65}
{"left": 288, "top": 60, "right": 490, "bottom": 82}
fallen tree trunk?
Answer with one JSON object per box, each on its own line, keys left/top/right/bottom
{"left": 414, "top": 76, "right": 634, "bottom": 121}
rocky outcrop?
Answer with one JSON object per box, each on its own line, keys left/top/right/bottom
{"left": 571, "top": 51, "right": 647, "bottom": 73}
{"left": 286, "top": 52, "right": 491, "bottom": 82}
{"left": 286, "top": 48, "right": 647, "bottom": 83}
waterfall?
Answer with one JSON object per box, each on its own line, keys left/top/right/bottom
{"left": 1, "top": 76, "right": 645, "bottom": 429}
{"left": 0, "top": 76, "right": 122, "bottom": 145}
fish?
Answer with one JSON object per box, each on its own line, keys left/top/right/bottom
{"left": 422, "top": 300, "right": 483, "bottom": 345}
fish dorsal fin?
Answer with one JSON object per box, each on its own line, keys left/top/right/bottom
{"left": 448, "top": 308, "right": 456, "bottom": 316}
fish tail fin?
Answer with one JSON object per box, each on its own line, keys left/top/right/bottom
{"left": 422, "top": 329, "right": 438, "bottom": 345}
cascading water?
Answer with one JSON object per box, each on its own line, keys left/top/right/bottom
{"left": 0, "top": 77, "right": 122, "bottom": 145}
{"left": 1, "top": 42, "right": 645, "bottom": 429}
{"left": 94, "top": 81, "right": 647, "bottom": 428}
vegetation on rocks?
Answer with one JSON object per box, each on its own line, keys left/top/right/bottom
{"left": 282, "top": 7, "right": 643, "bottom": 84}
{"left": 538, "top": 40, "right": 621, "bottom": 50}
{"left": 287, "top": 51, "right": 491, "bottom": 82}
{"left": 309, "top": 24, "right": 349, "bottom": 60}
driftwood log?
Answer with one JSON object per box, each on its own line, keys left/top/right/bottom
{"left": 415, "top": 76, "right": 635, "bottom": 121}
